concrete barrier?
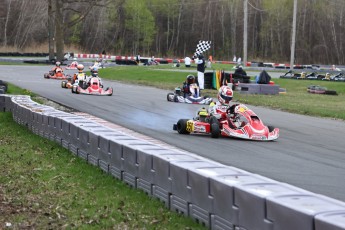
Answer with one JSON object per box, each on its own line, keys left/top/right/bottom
{"left": 2, "top": 94, "right": 345, "bottom": 230}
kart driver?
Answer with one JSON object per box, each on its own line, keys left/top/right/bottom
{"left": 51, "top": 61, "right": 63, "bottom": 75}
{"left": 73, "top": 64, "right": 87, "bottom": 88}
{"left": 207, "top": 85, "right": 243, "bottom": 129}
{"left": 183, "top": 75, "right": 200, "bottom": 98}
{"left": 88, "top": 66, "right": 103, "bottom": 88}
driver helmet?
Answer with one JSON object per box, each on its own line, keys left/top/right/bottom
{"left": 77, "top": 64, "right": 84, "bottom": 72}
{"left": 56, "top": 61, "right": 61, "bottom": 67}
{"left": 218, "top": 85, "right": 233, "bottom": 105}
{"left": 91, "top": 66, "right": 99, "bottom": 77}
{"left": 186, "top": 75, "right": 195, "bottom": 84}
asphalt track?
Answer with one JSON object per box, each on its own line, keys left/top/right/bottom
{"left": 1, "top": 65, "right": 345, "bottom": 202}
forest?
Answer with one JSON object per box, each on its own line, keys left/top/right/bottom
{"left": 0, "top": 0, "right": 344, "bottom": 65}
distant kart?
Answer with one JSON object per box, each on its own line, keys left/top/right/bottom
{"left": 71, "top": 76, "right": 113, "bottom": 96}
{"left": 66, "top": 61, "right": 79, "bottom": 70}
{"left": 173, "top": 104, "right": 279, "bottom": 141}
{"left": 44, "top": 68, "right": 70, "bottom": 80}
{"left": 280, "top": 70, "right": 300, "bottom": 79}
{"left": 167, "top": 86, "right": 213, "bottom": 105}
{"left": 307, "top": 85, "right": 337, "bottom": 95}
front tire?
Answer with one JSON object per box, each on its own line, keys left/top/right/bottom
{"left": 176, "top": 119, "right": 191, "bottom": 134}
{"left": 209, "top": 116, "right": 220, "bottom": 138}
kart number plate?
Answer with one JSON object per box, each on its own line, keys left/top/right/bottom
{"left": 186, "top": 120, "right": 194, "bottom": 132}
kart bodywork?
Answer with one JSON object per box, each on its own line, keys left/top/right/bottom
{"left": 71, "top": 77, "right": 113, "bottom": 96}
{"left": 173, "top": 104, "right": 279, "bottom": 141}
{"left": 44, "top": 68, "right": 70, "bottom": 80}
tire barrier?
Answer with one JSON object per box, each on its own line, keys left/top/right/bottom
{"left": 1, "top": 94, "right": 345, "bottom": 230}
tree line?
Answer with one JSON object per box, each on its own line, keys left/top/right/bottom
{"left": 0, "top": 0, "right": 344, "bottom": 65}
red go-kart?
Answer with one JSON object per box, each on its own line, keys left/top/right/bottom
{"left": 44, "top": 67, "right": 70, "bottom": 80}
{"left": 173, "top": 104, "right": 279, "bottom": 141}
{"left": 71, "top": 77, "right": 113, "bottom": 96}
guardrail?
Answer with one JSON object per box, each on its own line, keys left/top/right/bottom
{"left": 1, "top": 94, "right": 345, "bottom": 230}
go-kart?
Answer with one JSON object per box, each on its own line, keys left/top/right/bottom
{"left": 44, "top": 67, "right": 70, "bottom": 80}
{"left": 173, "top": 104, "right": 279, "bottom": 141}
{"left": 66, "top": 61, "right": 79, "bottom": 70}
{"left": 280, "top": 70, "right": 300, "bottom": 79}
{"left": 71, "top": 76, "right": 113, "bottom": 96}
{"left": 167, "top": 85, "right": 213, "bottom": 105}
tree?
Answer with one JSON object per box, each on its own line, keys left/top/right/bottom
{"left": 124, "top": 0, "right": 156, "bottom": 55}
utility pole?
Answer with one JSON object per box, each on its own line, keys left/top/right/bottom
{"left": 290, "top": 0, "right": 297, "bottom": 70}
{"left": 243, "top": 0, "right": 248, "bottom": 66}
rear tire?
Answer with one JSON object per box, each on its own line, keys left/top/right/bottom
{"left": 61, "top": 81, "right": 67, "bottom": 88}
{"left": 167, "top": 93, "right": 174, "bottom": 101}
{"left": 176, "top": 119, "right": 190, "bottom": 134}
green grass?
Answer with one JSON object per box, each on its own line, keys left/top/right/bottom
{"left": 0, "top": 85, "right": 206, "bottom": 229}
{"left": 0, "top": 112, "right": 206, "bottom": 229}
{"left": 99, "top": 65, "right": 345, "bottom": 120}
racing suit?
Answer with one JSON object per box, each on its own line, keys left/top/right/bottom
{"left": 73, "top": 72, "right": 87, "bottom": 88}
{"left": 208, "top": 101, "right": 241, "bottom": 128}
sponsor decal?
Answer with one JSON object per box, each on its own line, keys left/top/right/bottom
{"left": 186, "top": 120, "right": 194, "bottom": 132}
{"left": 194, "top": 125, "right": 206, "bottom": 133}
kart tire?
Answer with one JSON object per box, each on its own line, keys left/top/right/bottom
{"left": 211, "top": 123, "right": 220, "bottom": 138}
{"left": 173, "top": 94, "right": 179, "bottom": 102}
{"left": 209, "top": 116, "right": 220, "bottom": 138}
{"left": 167, "top": 93, "right": 174, "bottom": 101}
{"left": 108, "top": 87, "right": 113, "bottom": 96}
{"left": 61, "top": 81, "right": 67, "bottom": 88}
{"left": 0, "top": 86, "right": 5, "bottom": 94}
{"left": 209, "top": 116, "right": 219, "bottom": 125}
{"left": 44, "top": 73, "right": 50, "bottom": 79}
{"left": 72, "top": 85, "right": 78, "bottom": 94}
{"left": 176, "top": 119, "right": 190, "bottom": 134}
{"left": 268, "top": 125, "right": 275, "bottom": 132}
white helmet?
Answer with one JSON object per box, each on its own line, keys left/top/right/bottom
{"left": 218, "top": 85, "right": 233, "bottom": 105}
{"left": 77, "top": 64, "right": 84, "bottom": 71}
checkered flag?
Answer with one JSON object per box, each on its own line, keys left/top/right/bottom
{"left": 195, "top": 40, "right": 211, "bottom": 56}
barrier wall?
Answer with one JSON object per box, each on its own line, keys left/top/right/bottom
{"left": 1, "top": 94, "right": 345, "bottom": 230}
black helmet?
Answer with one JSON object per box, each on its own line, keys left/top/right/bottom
{"left": 198, "top": 54, "right": 204, "bottom": 59}
{"left": 186, "top": 75, "right": 195, "bottom": 84}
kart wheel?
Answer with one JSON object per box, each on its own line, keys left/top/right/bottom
{"left": 61, "top": 81, "right": 67, "bottom": 88}
{"left": 268, "top": 125, "right": 275, "bottom": 132}
{"left": 167, "top": 93, "right": 174, "bottom": 101}
{"left": 108, "top": 87, "right": 113, "bottom": 96}
{"left": 176, "top": 119, "right": 190, "bottom": 134}
{"left": 209, "top": 116, "right": 220, "bottom": 138}
{"left": 211, "top": 123, "right": 220, "bottom": 138}
{"left": 71, "top": 85, "right": 78, "bottom": 94}
{"left": 209, "top": 116, "right": 219, "bottom": 125}
{"left": 173, "top": 95, "right": 179, "bottom": 102}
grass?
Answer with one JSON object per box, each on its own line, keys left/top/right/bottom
{"left": 99, "top": 65, "right": 345, "bottom": 120}
{"left": 0, "top": 84, "right": 206, "bottom": 229}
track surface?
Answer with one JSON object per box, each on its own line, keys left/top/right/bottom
{"left": 1, "top": 65, "right": 345, "bottom": 202}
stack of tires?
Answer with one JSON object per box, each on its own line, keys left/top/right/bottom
{"left": 0, "top": 80, "right": 8, "bottom": 94}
